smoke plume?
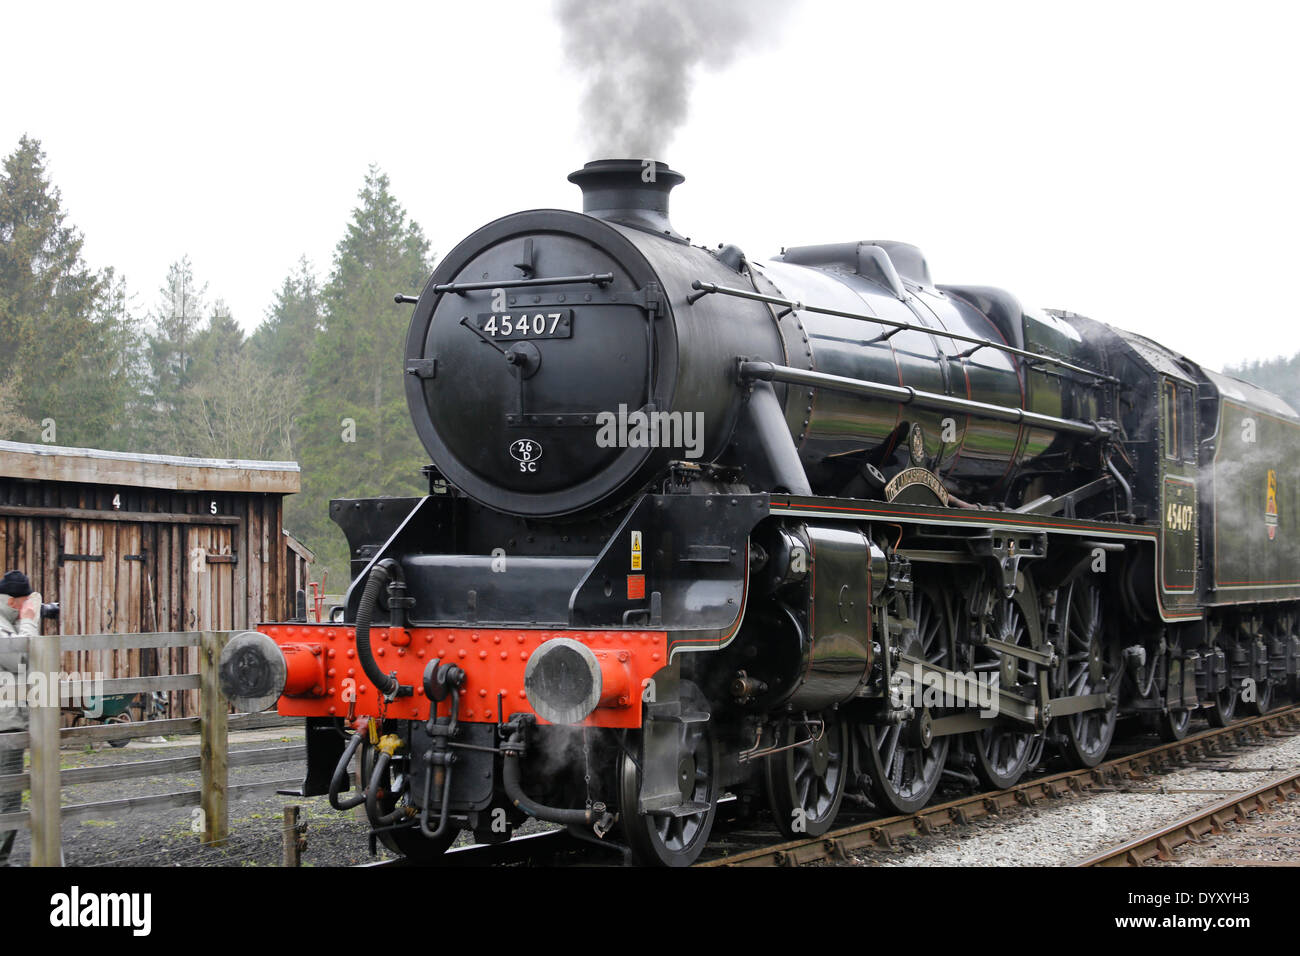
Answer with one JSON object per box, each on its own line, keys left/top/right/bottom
{"left": 555, "top": 0, "right": 792, "bottom": 159}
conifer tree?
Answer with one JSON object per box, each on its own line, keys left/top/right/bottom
{"left": 0, "top": 135, "right": 141, "bottom": 447}
{"left": 291, "top": 166, "right": 434, "bottom": 579}
{"left": 144, "top": 256, "right": 207, "bottom": 449}
{"left": 249, "top": 257, "right": 322, "bottom": 382}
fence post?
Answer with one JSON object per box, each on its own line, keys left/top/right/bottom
{"left": 282, "top": 804, "right": 304, "bottom": 866}
{"left": 28, "top": 630, "right": 62, "bottom": 867}
{"left": 199, "top": 630, "right": 229, "bottom": 847}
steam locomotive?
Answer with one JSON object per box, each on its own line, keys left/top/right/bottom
{"left": 219, "top": 159, "right": 1300, "bottom": 865}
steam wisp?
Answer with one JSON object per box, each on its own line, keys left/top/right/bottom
{"left": 555, "top": 0, "right": 792, "bottom": 159}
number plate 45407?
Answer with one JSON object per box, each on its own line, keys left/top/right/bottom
{"left": 476, "top": 309, "right": 572, "bottom": 340}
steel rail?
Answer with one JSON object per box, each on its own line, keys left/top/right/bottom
{"left": 695, "top": 704, "right": 1300, "bottom": 867}
{"left": 1075, "top": 768, "right": 1300, "bottom": 867}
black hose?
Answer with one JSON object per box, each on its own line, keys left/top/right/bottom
{"left": 355, "top": 559, "right": 400, "bottom": 699}
{"left": 328, "top": 733, "right": 366, "bottom": 811}
{"left": 365, "top": 750, "right": 408, "bottom": 827}
{"left": 501, "top": 729, "right": 600, "bottom": 826}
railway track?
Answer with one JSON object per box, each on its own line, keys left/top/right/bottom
{"left": 697, "top": 704, "right": 1300, "bottom": 867}
{"left": 1076, "top": 768, "right": 1300, "bottom": 867}
{"left": 358, "top": 704, "right": 1300, "bottom": 867}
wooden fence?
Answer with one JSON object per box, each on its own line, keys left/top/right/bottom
{"left": 0, "top": 629, "right": 301, "bottom": 866}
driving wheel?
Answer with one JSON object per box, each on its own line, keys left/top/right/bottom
{"left": 966, "top": 591, "right": 1038, "bottom": 790}
{"left": 862, "top": 585, "right": 953, "bottom": 813}
{"left": 1059, "top": 578, "right": 1119, "bottom": 768}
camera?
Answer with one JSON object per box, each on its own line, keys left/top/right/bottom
{"left": 40, "top": 602, "right": 59, "bottom": 620}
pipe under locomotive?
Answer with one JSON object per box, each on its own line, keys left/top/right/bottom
{"left": 219, "top": 159, "right": 1300, "bottom": 865}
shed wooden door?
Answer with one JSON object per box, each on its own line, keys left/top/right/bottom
{"left": 185, "top": 526, "right": 235, "bottom": 631}
{"left": 181, "top": 526, "right": 236, "bottom": 714}
{"left": 57, "top": 521, "right": 144, "bottom": 707}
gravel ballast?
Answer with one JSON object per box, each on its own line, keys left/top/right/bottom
{"left": 834, "top": 729, "right": 1300, "bottom": 867}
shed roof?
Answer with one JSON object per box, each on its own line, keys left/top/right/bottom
{"left": 0, "top": 440, "right": 301, "bottom": 494}
{"left": 284, "top": 529, "right": 316, "bottom": 561}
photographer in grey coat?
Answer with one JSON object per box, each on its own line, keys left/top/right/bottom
{"left": 0, "top": 570, "right": 40, "bottom": 865}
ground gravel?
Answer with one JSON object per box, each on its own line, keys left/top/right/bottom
{"left": 6, "top": 728, "right": 403, "bottom": 867}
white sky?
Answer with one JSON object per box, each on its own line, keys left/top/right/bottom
{"left": 4, "top": 0, "right": 1297, "bottom": 370}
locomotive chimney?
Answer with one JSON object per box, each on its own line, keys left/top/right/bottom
{"left": 568, "top": 159, "right": 686, "bottom": 241}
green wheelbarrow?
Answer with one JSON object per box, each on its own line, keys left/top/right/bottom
{"left": 69, "top": 692, "right": 140, "bottom": 747}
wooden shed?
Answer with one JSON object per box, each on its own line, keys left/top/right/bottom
{"left": 0, "top": 440, "right": 305, "bottom": 716}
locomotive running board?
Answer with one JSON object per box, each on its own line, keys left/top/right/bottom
{"left": 768, "top": 491, "right": 1203, "bottom": 624}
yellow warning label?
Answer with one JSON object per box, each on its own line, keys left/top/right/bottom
{"left": 631, "top": 552, "right": 642, "bottom": 570}
{"left": 631, "top": 530, "right": 643, "bottom": 570}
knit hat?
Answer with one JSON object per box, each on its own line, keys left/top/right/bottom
{"left": 0, "top": 570, "right": 32, "bottom": 597}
